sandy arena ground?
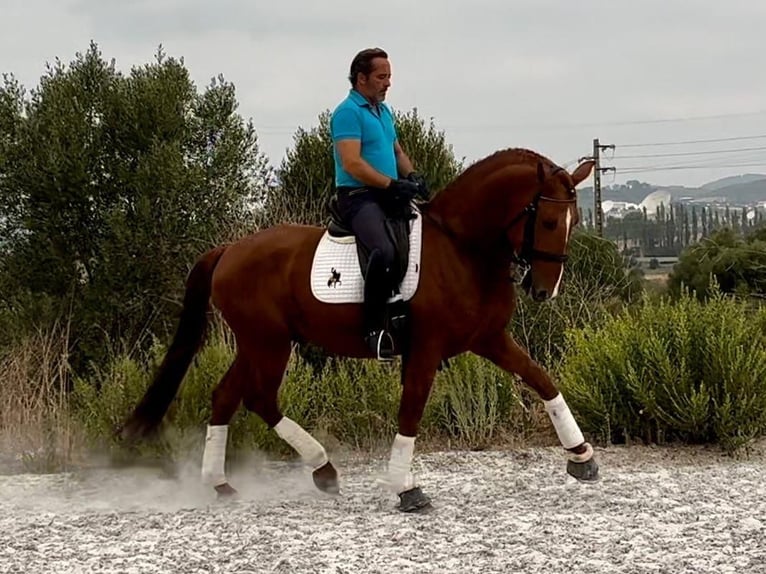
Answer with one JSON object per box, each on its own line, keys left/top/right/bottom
{"left": 1, "top": 443, "right": 765, "bottom": 573}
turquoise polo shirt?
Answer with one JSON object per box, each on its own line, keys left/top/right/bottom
{"left": 330, "top": 89, "right": 398, "bottom": 187}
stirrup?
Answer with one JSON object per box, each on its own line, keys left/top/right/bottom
{"left": 366, "top": 330, "right": 395, "bottom": 361}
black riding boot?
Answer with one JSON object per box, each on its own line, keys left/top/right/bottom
{"left": 363, "top": 249, "right": 395, "bottom": 361}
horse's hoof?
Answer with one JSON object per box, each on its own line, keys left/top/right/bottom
{"left": 398, "top": 486, "right": 432, "bottom": 513}
{"left": 567, "top": 457, "right": 600, "bottom": 482}
{"left": 214, "top": 482, "right": 239, "bottom": 498}
{"left": 313, "top": 461, "right": 340, "bottom": 494}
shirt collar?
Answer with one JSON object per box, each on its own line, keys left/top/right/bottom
{"left": 349, "top": 89, "right": 375, "bottom": 108}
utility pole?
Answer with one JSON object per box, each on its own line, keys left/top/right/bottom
{"left": 592, "top": 138, "right": 615, "bottom": 237}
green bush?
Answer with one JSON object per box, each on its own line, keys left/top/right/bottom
{"left": 0, "top": 43, "right": 272, "bottom": 373}
{"left": 558, "top": 287, "right": 766, "bottom": 452}
{"left": 286, "top": 355, "right": 402, "bottom": 450}
{"left": 70, "top": 329, "right": 277, "bottom": 459}
{"left": 429, "top": 353, "right": 536, "bottom": 449}
{"left": 70, "top": 331, "right": 543, "bottom": 459}
{"left": 668, "top": 226, "right": 766, "bottom": 300}
{"left": 511, "top": 230, "right": 643, "bottom": 366}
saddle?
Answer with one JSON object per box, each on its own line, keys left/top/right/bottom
{"left": 326, "top": 196, "right": 416, "bottom": 288}
{"left": 326, "top": 195, "right": 418, "bottom": 356}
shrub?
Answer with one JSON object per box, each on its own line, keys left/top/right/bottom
{"left": 0, "top": 321, "right": 80, "bottom": 473}
{"left": 558, "top": 287, "right": 766, "bottom": 452}
{"left": 668, "top": 226, "right": 766, "bottom": 300}
{"left": 511, "top": 230, "right": 643, "bottom": 366}
{"left": 429, "top": 353, "right": 540, "bottom": 449}
{"left": 70, "top": 332, "right": 545, "bottom": 460}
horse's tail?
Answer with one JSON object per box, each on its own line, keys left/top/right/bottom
{"left": 118, "top": 244, "right": 228, "bottom": 442}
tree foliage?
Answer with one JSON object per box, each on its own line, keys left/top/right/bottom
{"left": 0, "top": 42, "right": 271, "bottom": 366}
{"left": 391, "top": 108, "right": 463, "bottom": 196}
{"left": 667, "top": 226, "right": 766, "bottom": 300}
{"left": 599, "top": 201, "right": 766, "bottom": 258}
{"left": 260, "top": 110, "right": 335, "bottom": 227}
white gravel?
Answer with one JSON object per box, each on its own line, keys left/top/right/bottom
{"left": 1, "top": 444, "right": 765, "bottom": 573}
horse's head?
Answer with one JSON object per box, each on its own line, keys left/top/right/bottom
{"left": 507, "top": 159, "right": 594, "bottom": 302}
{"left": 424, "top": 148, "right": 595, "bottom": 301}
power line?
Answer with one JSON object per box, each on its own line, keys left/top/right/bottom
{"left": 601, "top": 109, "right": 766, "bottom": 126}
{"left": 612, "top": 145, "right": 766, "bottom": 160}
{"left": 617, "top": 161, "right": 766, "bottom": 174}
{"left": 615, "top": 133, "right": 766, "bottom": 148}
{"left": 603, "top": 129, "right": 766, "bottom": 181}
{"left": 253, "top": 111, "right": 766, "bottom": 136}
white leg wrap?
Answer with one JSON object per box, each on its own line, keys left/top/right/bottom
{"left": 385, "top": 434, "right": 416, "bottom": 494}
{"left": 201, "top": 425, "right": 228, "bottom": 486}
{"left": 274, "top": 416, "right": 328, "bottom": 470}
{"left": 544, "top": 393, "right": 585, "bottom": 450}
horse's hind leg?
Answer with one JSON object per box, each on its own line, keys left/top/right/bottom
{"left": 471, "top": 331, "right": 599, "bottom": 482}
{"left": 201, "top": 358, "right": 246, "bottom": 497}
{"left": 241, "top": 341, "right": 340, "bottom": 495}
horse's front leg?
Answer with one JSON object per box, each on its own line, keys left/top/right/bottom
{"left": 471, "top": 330, "right": 599, "bottom": 482}
{"left": 382, "top": 348, "right": 442, "bottom": 512}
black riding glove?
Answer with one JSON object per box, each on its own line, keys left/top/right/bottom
{"left": 406, "top": 171, "right": 429, "bottom": 200}
{"left": 386, "top": 178, "right": 421, "bottom": 202}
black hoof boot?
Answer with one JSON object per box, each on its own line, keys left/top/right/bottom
{"left": 313, "top": 461, "right": 340, "bottom": 494}
{"left": 214, "top": 483, "right": 239, "bottom": 498}
{"left": 567, "top": 457, "right": 600, "bottom": 482}
{"left": 398, "top": 487, "right": 432, "bottom": 513}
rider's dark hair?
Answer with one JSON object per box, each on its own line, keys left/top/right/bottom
{"left": 348, "top": 48, "right": 388, "bottom": 87}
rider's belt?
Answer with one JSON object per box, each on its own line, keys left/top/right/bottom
{"left": 337, "top": 186, "right": 370, "bottom": 196}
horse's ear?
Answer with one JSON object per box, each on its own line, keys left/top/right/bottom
{"left": 571, "top": 160, "right": 595, "bottom": 187}
{"left": 537, "top": 161, "right": 545, "bottom": 183}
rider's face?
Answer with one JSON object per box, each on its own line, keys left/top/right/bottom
{"left": 358, "top": 58, "right": 391, "bottom": 103}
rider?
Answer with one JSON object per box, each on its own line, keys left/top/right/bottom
{"left": 330, "top": 47, "right": 428, "bottom": 360}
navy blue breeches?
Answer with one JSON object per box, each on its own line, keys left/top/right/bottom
{"left": 336, "top": 188, "right": 397, "bottom": 333}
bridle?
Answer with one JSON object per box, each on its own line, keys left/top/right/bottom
{"left": 421, "top": 163, "right": 577, "bottom": 280}
{"left": 505, "top": 166, "right": 577, "bottom": 282}
{"left": 506, "top": 190, "right": 577, "bottom": 267}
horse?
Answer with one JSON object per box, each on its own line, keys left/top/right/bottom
{"left": 118, "top": 147, "right": 597, "bottom": 512}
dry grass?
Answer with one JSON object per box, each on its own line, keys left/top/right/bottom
{"left": 0, "top": 321, "right": 85, "bottom": 473}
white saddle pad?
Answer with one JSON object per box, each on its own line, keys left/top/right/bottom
{"left": 310, "top": 209, "right": 423, "bottom": 304}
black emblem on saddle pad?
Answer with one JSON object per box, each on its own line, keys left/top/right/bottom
{"left": 327, "top": 268, "right": 342, "bottom": 288}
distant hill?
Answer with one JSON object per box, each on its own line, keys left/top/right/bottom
{"left": 576, "top": 173, "right": 766, "bottom": 211}
{"left": 706, "top": 179, "right": 766, "bottom": 204}
{"left": 701, "top": 173, "right": 766, "bottom": 191}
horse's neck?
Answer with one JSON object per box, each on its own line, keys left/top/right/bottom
{"left": 427, "top": 174, "right": 518, "bottom": 250}
{"left": 423, "top": 208, "right": 516, "bottom": 288}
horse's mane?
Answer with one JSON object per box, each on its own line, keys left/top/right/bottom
{"left": 440, "top": 147, "right": 558, "bottom": 195}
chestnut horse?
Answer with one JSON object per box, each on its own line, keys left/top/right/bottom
{"left": 119, "top": 147, "right": 597, "bottom": 512}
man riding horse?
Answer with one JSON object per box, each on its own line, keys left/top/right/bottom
{"left": 118, "top": 47, "right": 598, "bottom": 513}
{"left": 330, "top": 47, "right": 428, "bottom": 360}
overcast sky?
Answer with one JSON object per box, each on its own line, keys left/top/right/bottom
{"left": 3, "top": 0, "right": 766, "bottom": 187}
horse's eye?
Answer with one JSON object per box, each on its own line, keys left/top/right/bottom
{"left": 542, "top": 219, "right": 557, "bottom": 231}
